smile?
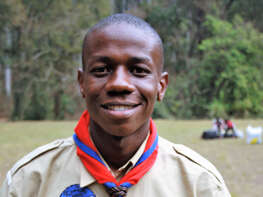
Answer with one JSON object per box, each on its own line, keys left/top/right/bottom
{"left": 101, "top": 103, "right": 140, "bottom": 111}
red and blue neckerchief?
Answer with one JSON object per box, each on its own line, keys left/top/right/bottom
{"left": 73, "top": 110, "right": 158, "bottom": 197}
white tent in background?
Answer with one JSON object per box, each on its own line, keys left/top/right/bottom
{"left": 246, "top": 125, "right": 262, "bottom": 144}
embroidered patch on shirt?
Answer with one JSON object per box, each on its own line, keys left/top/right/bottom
{"left": 60, "top": 184, "right": 95, "bottom": 197}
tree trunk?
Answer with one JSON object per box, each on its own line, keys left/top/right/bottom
{"left": 54, "top": 89, "right": 63, "bottom": 120}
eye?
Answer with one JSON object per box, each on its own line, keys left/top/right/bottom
{"left": 90, "top": 65, "right": 111, "bottom": 77}
{"left": 130, "top": 65, "right": 151, "bottom": 77}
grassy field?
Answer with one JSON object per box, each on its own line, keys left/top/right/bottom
{"left": 0, "top": 119, "right": 262, "bottom": 196}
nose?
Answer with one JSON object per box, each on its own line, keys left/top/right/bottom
{"left": 105, "top": 66, "right": 135, "bottom": 95}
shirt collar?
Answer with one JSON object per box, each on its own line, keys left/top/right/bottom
{"left": 79, "top": 132, "right": 150, "bottom": 187}
{"left": 79, "top": 160, "right": 96, "bottom": 188}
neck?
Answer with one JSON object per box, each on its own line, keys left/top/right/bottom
{"left": 89, "top": 119, "right": 149, "bottom": 170}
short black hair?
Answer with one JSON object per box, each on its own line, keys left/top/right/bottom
{"left": 82, "top": 13, "right": 163, "bottom": 70}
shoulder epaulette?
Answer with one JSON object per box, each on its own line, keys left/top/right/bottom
{"left": 172, "top": 144, "right": 225, "bottom": 184}
{"left": 6, "top": 138, "right": 69, "bottom": 185}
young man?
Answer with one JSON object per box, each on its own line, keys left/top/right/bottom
{"left": 0, "top": 14, "right": 231, "bottom": 197}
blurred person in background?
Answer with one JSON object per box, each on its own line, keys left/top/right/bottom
{"left": 223, "top": 119, "right": 237, "bottom": 137}
{"left": 212, "top": 117, "right": 224, "bottom": 137}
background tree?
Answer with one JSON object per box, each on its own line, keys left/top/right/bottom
{"left": 197, "top": 16, "right": 263, "bottom": 118}
{"left": 0, "top": 0, "right": 111, "bottom": 120}
{"left": 1, "top": 0, "right": 263, "bottom": 120}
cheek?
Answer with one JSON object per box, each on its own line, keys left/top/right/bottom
{"left": 84, "top": 77, "right": 105, "bottom": 95}
{"left": 136, "top": 78, "right": 158, "bottom": 107}
{"left": 83, "top": 77, "right": 106, "bottom": 108}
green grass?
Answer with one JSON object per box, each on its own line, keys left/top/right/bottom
{"left": 1, "top": 119, "right": 263, "bottom": 197}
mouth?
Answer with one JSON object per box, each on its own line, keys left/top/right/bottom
{"left": 101, "top": 103, "right": 141, "bottom": 111}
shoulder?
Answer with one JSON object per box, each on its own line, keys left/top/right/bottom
{"left": 158, "top": 136, "right": 225, "bottom": 184}
{"left": 6, "top": 137, "right": 75, "bottom": 186}
{"left": 148, "top": 137, "right": 230, "bottom": 196}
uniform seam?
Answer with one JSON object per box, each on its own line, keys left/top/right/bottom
{"left": 172, "top": 146, "right": 223, "bottom": 185}
{"left": 10, "top": 138, "right": 75, "bottom": 177}
{"left": 158, "top": 137, "right": 223, "bottom": 185}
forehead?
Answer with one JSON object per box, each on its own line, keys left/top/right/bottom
{"left": 83, "top": 23, "right": 163, "bottom": 71}
{"left": 87, "top": 24, "right": 156, "bottom": 50}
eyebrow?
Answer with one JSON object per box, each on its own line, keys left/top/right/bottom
{"left": 127, "top": 57, "right": 151, "bottom": 65}
{"left": 90, "top": 56, "right": 114, "bottom": 64}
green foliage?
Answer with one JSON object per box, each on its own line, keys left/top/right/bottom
{"left": 24, "top": 84, "right": 48, "bottom": 120}
{"left": 53, "top": 93, "right": 76, "bottom": 120}
{"left": 1, "top": 0, "right": 111, "bottom": 120}
{"left": 145, "top": 3, "right": 190, "bottom": 74}
{"left": 1, "top": 0, "right": 263, "bottom": 120}
{"left": 152, "top": 102, "right": 171, "bottom": 119}
{"left": 198, "top": 15, "right": 263, "bottom": 117}
{"left": 208, "top": 100, "right": 227, "bottom": 119}
{"left": 226, "top": 0, "right": 263, "bottom": 31}
{"left": 144, "top": 1, "right": 263, "bottom": 118}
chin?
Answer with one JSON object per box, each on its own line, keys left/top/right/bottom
{"left": 104, "top": 124, "right": 137, "bottom": 137}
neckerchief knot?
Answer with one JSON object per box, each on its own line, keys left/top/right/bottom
{"left": 106, "top": 185, "right": 128, "bottom": 197}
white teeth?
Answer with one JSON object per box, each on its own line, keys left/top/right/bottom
{"left": 107, "top": 105, "right": 134, "bottom": 111}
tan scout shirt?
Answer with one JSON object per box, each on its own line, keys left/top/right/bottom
{"left": 0, "top": 136, "right": 231, "bottom": 197}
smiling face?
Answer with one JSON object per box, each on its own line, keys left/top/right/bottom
{"left": 78, "top": 23, "right": 168, "bottom": 137}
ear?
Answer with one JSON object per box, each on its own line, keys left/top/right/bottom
{"left": 157, "top": 72, "right": 168, "bottom": 101}
{"left": 78, "top": 69, "right": 85, "bottom": 98}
